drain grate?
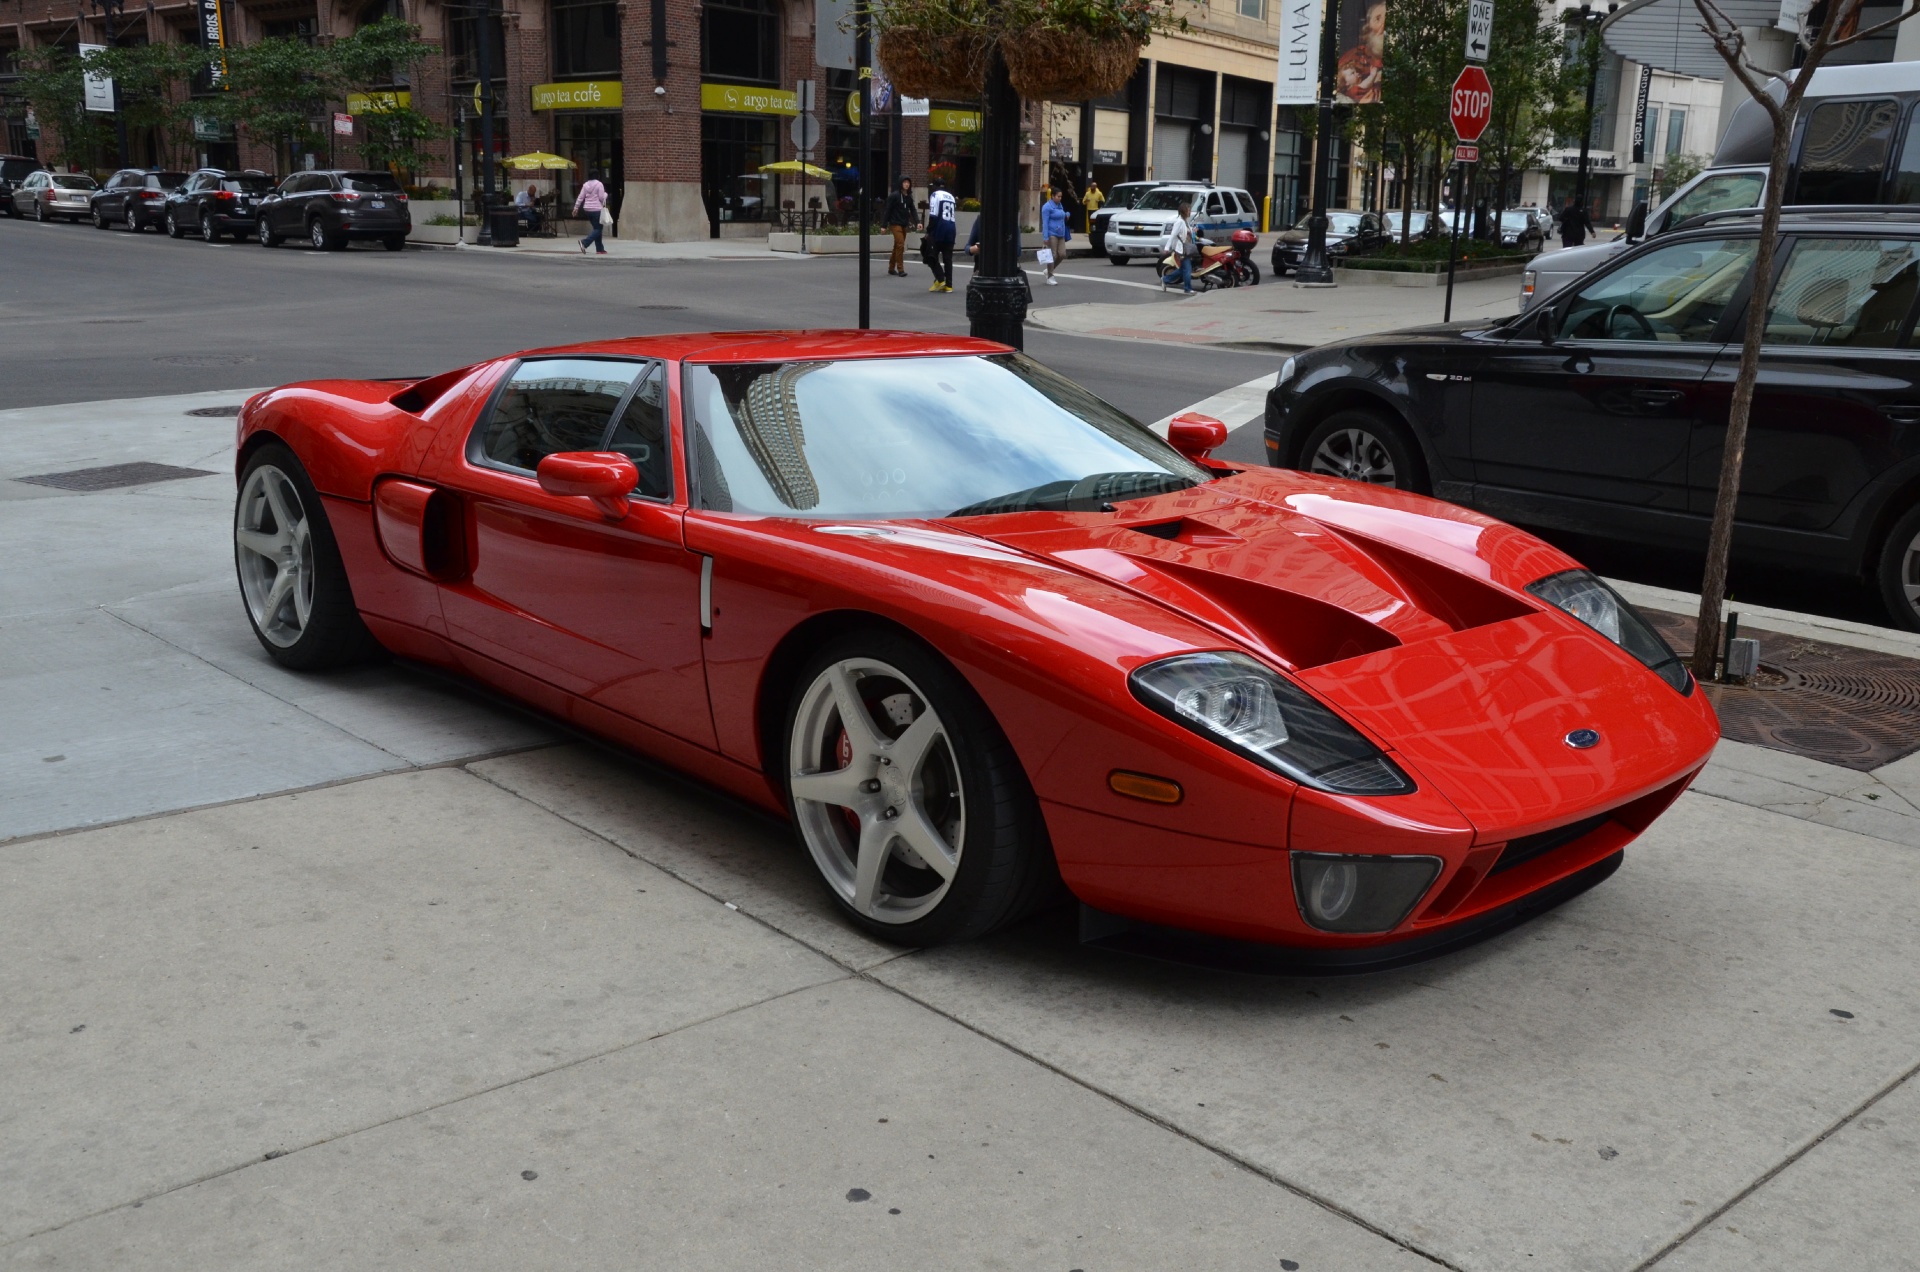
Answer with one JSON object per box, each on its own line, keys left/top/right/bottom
{"left": 186, "top": 404, "right": 244, "bottom": 417}
{"left": 635, "top": 304, "right": 687, "bottom": 310}
{"left": 1644, "top": 611, "right": 1920, "bottom": 771}
{"left": 17, "top": 462, "right": 217, "bottom": 492}
{"left": 153, "top": 354, "right": 256, "bottom": 367}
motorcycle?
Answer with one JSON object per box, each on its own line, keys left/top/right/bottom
{"left": 1219, "top": 228, "right": 1261, "bottom": 286}
{"left": 1158, "top": 236, "right": 1235, "bottom": 291}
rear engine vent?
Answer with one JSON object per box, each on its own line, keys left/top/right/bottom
{"left": 388, "top": 364, "right": 476, "bottom": 415}
{"left": 1490, "top": 813, "right": 1611, "bottom": 876}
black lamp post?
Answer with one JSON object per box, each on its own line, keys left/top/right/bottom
{"left": 1294, "top": 0, "right": 1341, "bottom": 287}
{"left": 1569, "top": 4, "right": 1612, "bottom": 221}
{"left": 88, "top": 0, "right": 131, "bottom": 167}
{"left": 967, "top": 43, "right": 1027, "bottom": 348}
{"left": 444, "top": 0, "right": 500, "bottom": 245}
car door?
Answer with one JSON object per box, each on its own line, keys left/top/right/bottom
{"left": 1692, "top": 234, "right": 1920, "bottom": 531}
{"left": 1469, "top": 234, "right": 1756, "bottom": 512}
{"left": 17, "top": 172, "right": 43, "bottom": 214}
{"left": 429, "top": 356, "right": 716, "bottom": 749}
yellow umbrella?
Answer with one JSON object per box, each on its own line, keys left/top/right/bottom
{"left": 758, "top": 160, "right": 835, "bottom": 180}
{"left": 500, "top": 151, "right": 577, "bottom": 171}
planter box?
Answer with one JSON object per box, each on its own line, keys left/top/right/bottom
{"left": 770, "top": 224, "right": 1037, "bottom": 256}
{"left": 411, "top": 222, "right": 478, "bottom": 246}
{"left": 1331, "top": 260, "right": 1528, "bottom": 287}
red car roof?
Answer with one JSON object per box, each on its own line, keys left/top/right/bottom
{"left": 510, "top": 329, "right": 1014, "bottom": 364}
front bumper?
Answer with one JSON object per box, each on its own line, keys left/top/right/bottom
{"left": 1105, "top": 234, "right": 1167, "bottom": 257}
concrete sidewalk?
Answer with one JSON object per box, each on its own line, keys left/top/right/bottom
{"left": 8, "top": 390, "right": 1920, "bottom": 1270}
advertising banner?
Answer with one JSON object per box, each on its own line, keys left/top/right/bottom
{"left": 530, "top": 81, "right": 624, "bottom": 111}
{"left": 1630, "top": 64, "right": 1652, "bottom": 164}
{"left": 197, "top": 0, "right": 228, "bottom": 88}
{"left": 78, "top": 43, "right": 114, "bottom": 113}
{"left": 698, "top": 83, "right": 798, "bottom": 115}
{"left": 1275, "top": 0, "right": 1321, "bottom": 106}
{"left": 1333, "top": 0, "right": 1386, "bottom": 104}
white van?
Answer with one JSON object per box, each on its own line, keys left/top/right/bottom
{"left": 1521, "top": 61, "right": 1920, "bottom": 308}
{"left": 1102, "top": 183, "right": 1260, "bottom": 263}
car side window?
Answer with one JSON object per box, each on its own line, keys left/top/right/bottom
{"left": 1560, "top": 237, "right": 1758, "bottom": 343}
{"left": 472, "top": 358, "right": 647, "bottom": 476}
{"left": 1663, "top": 172, "right": 1764, "bottom": 229}
{"left": 1794, "top": 98, "right": 1899, "bottom": 204}
{"left": 1206, "top": 193, "right": 1225, "bottom": 215}
{"left": 604, "top": 363, "right": 673, "bottom": 499}
{"left": 1763, "top": 238, "right": 1920, "bottom": 348}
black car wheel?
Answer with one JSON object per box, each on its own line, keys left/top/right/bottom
{"left": 309, "top": 218, "right": 341, "bottom": 251}
{"left": 234, "top": 444, "right": 382, "bottom": 670}
{"left": 1876, "top": 504, "right": 1920, "bottom": 631}
{"left": 381, "top": 234, "right": 405, "bottom": 252}
{"left": 1108, "top": 254, "right": 1128, "bottom": 266}
{"left": 93, "top": 206, "right": 110, "bottom": 229}
{"left": 259, "top": 217, "right": 279, "bottom": 248}
{"left": 1298, "top": 409, "right": 1427, "bottom": 493}
{"left": 201, "top": 210, "right": 220, "bottom": 242}
{"left": 783, "top": 629, "right": 1056, "bottom": 946}
{"left": 126, "top": 209, "right": 143, "bottom": 232}
{"left": 166, "top": 209, "right": 184, "bottom": 238}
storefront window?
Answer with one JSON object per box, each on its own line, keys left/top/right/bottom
{"left": 703, "top": 0, "right": 780, "bottom": 84}
{"left": 553, "top": 0, "right": 620, "bottom": 78}
{"left": 554, "top": 112, "right": 621, "bottom": 221}
{"left": 447, "top": 6, "right": 506, "bottom": 84}
{"left": 702, "top": 114, "right": 780, "bottom": 227}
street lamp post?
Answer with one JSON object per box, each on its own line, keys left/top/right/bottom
{"left": 443, "top": 0, "right": 501, "bottom": 245}
{"left": 89, "top": 0, "right": 131, "bottom": 168}
{"left": 1294, "top": 0, "right": 1341, "bottom": 287}
{"left": 966, "top": 43, "right": 1027, "bottom": 347}
{"left": 1570, "top": 4, "right": 1611, "bottom": 221}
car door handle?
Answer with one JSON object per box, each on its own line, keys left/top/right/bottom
{"left": 1882, "top": 404, "right": 1920, "bottom": 425}
{"left": 1630, "top": 387, "right": 1686, "bottom": 408}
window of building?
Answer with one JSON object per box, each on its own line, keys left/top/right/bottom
{"left": 1665, "top": 108, "right": 1686, "bottom": 157}
{"left": 552, "top": 0, "right": 620, "bottom": 78}
{"left": 1795, "top": 97, "right": 1898, "bottom": 204}
{"left": 1643, "top": 107, "right": 1659, "bottom": 157}
{"left": 262, "top": 17, "right": 316, "bottom": 42}
{"left": 447, "top": 6, "right": 507, "bottom": 84}
{"left": 703, "top": 0, "right": 780, "bottom": 85}
{"left": 1236, "top": 0, "right": 1266, "bottom": 16}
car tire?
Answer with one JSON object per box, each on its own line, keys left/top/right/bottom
{"left": 1875, "top": 503, "right": 1920, "bottom": 632}
{"left": 381, "top": 234, "right": 405, "bottom": 251}
{"left": 783, "top": 629, "right": 1057, "bottom": 946}
{"left": 259, "top": 218, "right": 279, "bottom": 248}
{"left": 1108, "top": 254, "right": 1128, "bottom": 266}
{"left": 1297, "top": 408, "right": 1429, "bottom": 493}
{"left": 126, "top": 210, "right": 142, "bottom": 232}
{"left": 201, "top": 211, "right": 219, "bottom": 243}
{"left": 35, "top": 199, "right": 47, "bottom": 223}
{"left": 234, "top": 444, "right": 382, "bottom": 670}
{"left": 309, "top": 219, "right": 341, "bottom": 251}
{"left": 93, "top": 207, "right": 110, "bottom": 229}
{"left": 166, "top": 210, "right": 184, "bottom": 238}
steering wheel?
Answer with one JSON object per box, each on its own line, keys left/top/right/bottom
{"left": 1603, "top": 304, "right": 1657, "bottom": 340}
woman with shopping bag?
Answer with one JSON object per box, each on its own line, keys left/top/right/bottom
{"left": 1039, "top": 189, "right": 1071, "bottom": 285}
{"left": 574, "top": 169, "right": 610, "bottom": 255}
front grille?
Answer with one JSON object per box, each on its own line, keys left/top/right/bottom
{"left": 1490, "top": 813, "right": 1611, "bottom": 876}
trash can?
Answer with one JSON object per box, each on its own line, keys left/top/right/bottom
{"left": 488, "top": 208, "right": 520, "bottom": 247}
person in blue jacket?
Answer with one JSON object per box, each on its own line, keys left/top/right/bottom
{"left": 1040, "top": 188, "right": 1071, "bottom": 285}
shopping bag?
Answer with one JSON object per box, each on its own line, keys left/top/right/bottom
{"left": 1035, "top": 247, "right": 1054, "bottom": 266}
{"left": 600, "top": 207, "right": 614, "bottom": 227}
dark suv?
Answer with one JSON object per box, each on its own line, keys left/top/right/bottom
{"left": 256, "top": 170, "right": 410, "bottom": 251}
{"left": 0, "top": 155, "right": 40, "bottom": 216}
{"left": 1263, "top": 210, "right": 1920, "bottom": 629}
{"left": 164, "top": 169, "right": 276, "bottom": 241}
{"left": 92, "top": 168, "right": 189, "bottom": 232}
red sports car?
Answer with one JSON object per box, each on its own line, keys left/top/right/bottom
{"left": 232, "top": 331, "right": 1719, "bottom": 967}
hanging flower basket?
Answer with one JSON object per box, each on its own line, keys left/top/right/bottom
{"left": 1000, "top": 29, "right": 1141, "bottom": 102}
{"left": 876, "top": 28, "right": 992, "bottom": 100}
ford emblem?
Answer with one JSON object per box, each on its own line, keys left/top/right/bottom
{"left": 1565, "top": 728, "right": 1601, "bottom": 750}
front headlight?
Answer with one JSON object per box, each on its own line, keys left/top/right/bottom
{"left": 1277, "top": 356, "right": 1297, "bottom": 386}
{"left": 1130, "top": 652, "right": 1414, "bottom": 795}
{"left": 1526, "top": 570, "right": 1692, "bottom": 694}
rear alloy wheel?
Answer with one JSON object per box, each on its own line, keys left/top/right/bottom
{"left": 1876, "top": 504, "right": 1920, "bottom": 632}
{"left": 259, "top": 217, "right": 279, "bottom": 248}
{"left": 35, "top": 199, "right": 47, "bottom": 223}
{"left": 784, "top": 633, "right": 1054, "bottom": 945}
{"left": 381, "top": 234, "right": 405, "bottom": 251}
{"left": 201, "top": 211, "right": 219, "bottom": 243}
{"left": 1299, "top": 408, "right": 1427, "bottom": 493}
{"left": 310, "top": 218, "right": 339, "bottom": 251}
{"left": 166, "top": 209, "right": 184, "bottom": 238}
{"left": 93, "top": 207, "right": 110, "bottom": 229}
{"left": 234, "top": 445, "right": 380, "bottom": 669}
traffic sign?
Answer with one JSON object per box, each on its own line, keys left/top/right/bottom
{"left": 1450, "top": 65, "right": 1493, "bottom": 143}
{"left": 789, "top": 112, "right": 821, "bottom": 151}
{"left": 1466, "top": 0, "right": 1494, "bottom": 62}
{"left": 1453, "top": 143, "right": 1479, "bottom": 164}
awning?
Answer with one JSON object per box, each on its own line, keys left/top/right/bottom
{"left": 1599, "top": 0, "right": 1767, "bottom": 79}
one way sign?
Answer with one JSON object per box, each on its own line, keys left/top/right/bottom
{"left": 1466, "top": 0, "right": 1494, "bottom": 61}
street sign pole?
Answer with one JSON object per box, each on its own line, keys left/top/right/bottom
{"left": 1444, "top": 161, "right": 1467, "bottom": 321}
{"left": 1445, "top": 64, "right": 1493, "bottom": 322}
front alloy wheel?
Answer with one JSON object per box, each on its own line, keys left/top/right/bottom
{"left": 166, "top": 210, "right": 183, "bottom": 238}
{"left": 1298, "top": 409, "right": 1425, "bottom": 491}
{"left": 1310, "top": 426, "right": 1398, "bottom": 485}
{"left": 259, "top": 217, "right": 278, "bottom": 248}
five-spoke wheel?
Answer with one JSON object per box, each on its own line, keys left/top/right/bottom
{"left": 233, "top": 445, "right": 379, "bottom": 668}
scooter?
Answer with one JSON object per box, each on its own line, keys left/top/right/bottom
{"left": 1158, "top": 237, "right": 1235, "bottom": 291}
{"left": 1218, "top": 228, "right": 1261, "bottom": 286}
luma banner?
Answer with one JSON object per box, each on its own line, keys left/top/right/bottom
{"left": 1275, "top": 0, "right": 1321, "bottom": 106}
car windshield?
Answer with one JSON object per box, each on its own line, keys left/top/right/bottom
{"left": 54, "top": 174, "right": 99, "bottom": 189}
{"left": 341, "top": 172, "right": 402, "bottom": 192}
{"left": 1113, "top": 183, "right": 1157, "bottom": 207}
{"left": 220, "top": 175, "right": 275, "bottom": 193}
{"left": 684, "top": 353, "right": 1211, "bottom": 519}
{"left": 1294, "top": 212, "right": 1363, "bottom": 233}
{"left": 1500, "top": 210, "right": 1534, "bottom": 228}
{"left": 1134, "top": 189, "right": 1206, "bottom": 211}
{"left": 2, "top": 159, "right": 38, "bottom": 181}
{"left": 153, "top": 171, "right": 188, "bottom": 187}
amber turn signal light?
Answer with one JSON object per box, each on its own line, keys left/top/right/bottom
{"left": 1108, "top": 770, "right": 1183, "bottom": 805}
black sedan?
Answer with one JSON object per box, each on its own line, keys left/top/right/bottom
{"left": 1270, "top": 210, "right": 1389, "bottom": 275}
{"left": 165, "top": 169, "right": 276, "bottom": 241}
{"left": 256, "top": 169, "right": 410, "bottom": 250}
{"left": 91, "top": 168, "right": 188, "bottom": 232}
{"left": 1263, "top": 211, "right": 1920, "bottom": 630}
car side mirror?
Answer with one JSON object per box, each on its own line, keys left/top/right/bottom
{"left": 1167, "top": 412, "right": 1229, "bottom": 460}
{"left": 1625, "top": 199, "right": 1648, "bottom": 242}
{"left": 537, "top": 451, "right": 638, "bottom": 519}
{"left": 1536, "top": 306, "right": 1558, "bottom": 345}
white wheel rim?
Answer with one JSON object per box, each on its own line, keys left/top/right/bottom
{"left": 1902, "top": 525, "right": 1920, "bottom": 615}
{"left": 312, "top": 222, "right": 325, "bottom": 248}
{"left": 235, "top": 464, "right": 316, "bottom": 648}
{"left": 1310, "top": 427, "right": 1398, "bottom": 485}
{"left": 789, "top": 657, "right": 965, "bottom": 925}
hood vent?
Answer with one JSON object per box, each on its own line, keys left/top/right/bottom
{"left": 1320, "top": 527, "right": 1536, "bottom": 633}
{"left": 1145, "top": 558, "right": 1402, "bottom": 669}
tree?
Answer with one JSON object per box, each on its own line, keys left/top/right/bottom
{"left": 1355, "top": 0, "right": 1458, "bottom": 243}
{"left": 331, "top": 18, "right": 451, "bottom": 176}
{"left": 205, "top": 35, "right": 332, "bottom": 172}
{"left": 1688, "top": 0, "right": 1920, "bottom": 675}
{"left": 82, "top": 43, "right": 216, "bottom": 171}
{"left": 1479, "top": 0, "right": 1578, "bottom": 218}
{"left": 13, "top": 48, "right": 113, "bottom": 171}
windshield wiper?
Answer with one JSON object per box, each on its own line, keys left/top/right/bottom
{"left": 948, "top": 471, "right": 1198, "bottom": 518}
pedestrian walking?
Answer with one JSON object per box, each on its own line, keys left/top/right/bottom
{"left": 575, "top": 170, "right": 610, "bottom": 255}
{"left": 1558, "top": 196, "right": 1591, "bottom": 249}
{"left": 1166, "top": 200, "right": 1195, "bottom": 294}
{"left": 925, "top": 180, "right": 956, "bottom": 292}
{"left": 1040, "top": 188, "right": 1070, "bottom": 285}
{"left": 884, "top": 177, "right": 917, "bottom": 277}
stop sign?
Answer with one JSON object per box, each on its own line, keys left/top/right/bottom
{"left": 1450, "top": 65, "right": 1493, "bottom": 143}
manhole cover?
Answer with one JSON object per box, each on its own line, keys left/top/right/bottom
{"left": 153, "top": 354, "right": 256, "bottom": 367}
{"left": 636, "top": 304, "right": 687, "bottom": 311}
{"left": 186, "top": 405, "right": 244, "bottom": 417}
{"left": 83, "top": 318, "right": 145, "bottom": 324}
{"left": 1645, "top": 611, "right": 1920, "bottom": 770}
{"left": 16, "top": 462, "right": 217, "bottom": 492}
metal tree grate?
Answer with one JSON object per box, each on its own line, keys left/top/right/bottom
{"left": 185, "top": 405, "right": 243, "bottom": 418}
{"left": 17, "top": 462, "right": 217, "bottom": 492}
{"left": 1645, "top": 611, "right": 1920, "bottom": 771}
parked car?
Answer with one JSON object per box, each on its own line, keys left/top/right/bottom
{"left": 1103, "top": 183, "right": 1259, "bottom": 265}
{"left": 231, "top": 331, "right": 1715, "bottom": 963}
{"left": 1379, "top": 209, "right": 1438, "bottom": 240}
{"left": 164, "top": 169, "right": 276, "bottom": 241}
{"left": 0, "top": 155, "right": 40, "bottom": 216}
{"left": 1496, "top": 208, "right": 1545, "bottom": 252}
{"left": 1523, "top": 61, "right": 1920, "bottom": 310}
{"left": 1270, "top": 209, "right": 1389, "bottom": 275}
{"left": 1265, "top": 210, "right": 1920, "bottom": 630}
{"left": 11, "top": 170, "right": 100, "bottom": 222}
{"left": 91, "top": 168, "right": 189, "bottom": 232}
{"left": 255, "top": 169, "right": 410, "bottom": 250}
{"left": 1088, "top": 180, "right": 1162, "bottom": 256}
